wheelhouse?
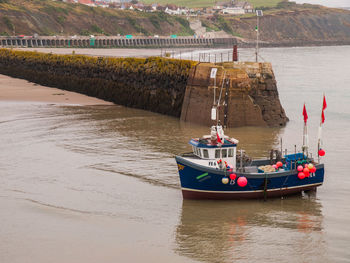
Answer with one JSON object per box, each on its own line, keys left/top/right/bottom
{"left": 189, "top": 133, "right": 238, "bottom": 170}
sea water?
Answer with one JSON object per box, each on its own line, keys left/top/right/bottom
{"left": 1, "top": 46, "right": 349, "bottom": 262}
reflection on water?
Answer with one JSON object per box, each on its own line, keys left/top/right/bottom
{"left": 176, "top": 194, "right": 325, "bottom": 263}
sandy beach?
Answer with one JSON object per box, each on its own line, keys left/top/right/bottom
{"left": 0, "top": 74, "right": 113, "bottom": 105}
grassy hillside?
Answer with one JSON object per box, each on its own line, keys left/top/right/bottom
{"left": 249, "top": 0, "right": 284, "bottom": 8}
{"left": 1, "top": 0, "right": 350, "bottom": 46}
{"left": 0, "top": 0, "right": 194, "bottom": 36}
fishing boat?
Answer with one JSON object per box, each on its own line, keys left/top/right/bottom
{"left": 175, "top": 95, "right": 328, "bottom": 200}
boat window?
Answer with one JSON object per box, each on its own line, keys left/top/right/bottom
{"left": 197, "top": 148, "right": 202, "bottom": 157}
{"left": 228, "top": 148, "right": 233, "bottom": 157}
{"left": 215, "top": 149, "right": 220, "bottom": 158}
{"left": 203, "top": 149, "right": 209, "bottom": 158}
{"left": 222, "top": 149, "right": 227, "bottom": 158}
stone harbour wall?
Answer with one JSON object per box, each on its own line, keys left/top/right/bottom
{"left": 0, "top": 48, "right": 288, "bottom": 127}
{"left": 180, "top": 62, "right": 288, "bottom": 127}
{"left": 0, "top": 48, "right": 195, "bottom": 117}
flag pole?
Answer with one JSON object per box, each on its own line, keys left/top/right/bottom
{"left": 317, "top": 93, "right": 327, "bottom": 163}
{"left": 302, "top": 103, "right": 308, "bottom": 158}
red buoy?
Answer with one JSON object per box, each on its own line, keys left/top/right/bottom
{"left": 310, "top": 167, "right": 316, "bottom": 173}
{"left": 237, "top": 176, "right": 247, "bottom": 187}
{"left": 229, "top": 173, "right": 237, "bottom": 180}
{"left": 303, "top": 167, "right": 310, "bottom": 177}
{"left": 297, "top": 165, "right": 303, "bottom": 172}
{"left": 298, "top": 172, "right": 305, "bottom": 179}
{"left": 319, "top": 149, "right": 325, "bottom": 156}
{"left": 276, "top": 161, "right": 283, "bottom": 168}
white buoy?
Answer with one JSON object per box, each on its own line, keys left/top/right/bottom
{"left": 211, "top": 107, "right": 217, "bottom": 121}
{"left": 222, "top": 177, "right": 229, "bottom": 184}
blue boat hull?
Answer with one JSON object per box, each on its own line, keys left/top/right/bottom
{"left": 175, "top": 156, "right": 324, "bottom": 200}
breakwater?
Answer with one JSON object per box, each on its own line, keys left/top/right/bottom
{"left": 0, "top": 36, "right": 236, "bottom": 48}
{"left": 0, "top": 48, "right": 194, "bottom": 117}
{"left": 0, "top": 48, "right": 288, "bottom": 127}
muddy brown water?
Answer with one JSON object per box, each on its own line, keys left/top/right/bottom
{"left": 1, "top": 46, "right": 350, "bottom": 262}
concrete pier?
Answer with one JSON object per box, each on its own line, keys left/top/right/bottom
{"left": 0, "top": 36, "right": 237, "bottom": 48}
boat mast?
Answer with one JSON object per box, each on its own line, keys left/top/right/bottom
{"left": 302, "top": 103, "right": 309, "bottom": 157}
{"left": 317, "top": 94, "right": 327, "bottom": 162}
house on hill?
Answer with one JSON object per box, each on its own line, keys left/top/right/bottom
{"left": 232, "top": 0, "right": 254, "bottom": 13}
{"left": 222, "top": 6, "right": 245, "bottom": 15}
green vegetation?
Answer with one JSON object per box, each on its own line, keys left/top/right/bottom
{"left": 56, "top": 15, "right": 66, "bottom": 25}
{"left": 2, "top": 16, "right": 14, "bottom": 31}
{"left": 0, "top": 0, "right": 334, "bottom": 38}
{"left": 201, "top": 19, "right": 220, "bottom": 32}
{"left": 90, "top": 24, "right": 105, "bottom": 34}
{"left": 174, "top": 16, "right": 195, "bottom": 36}
{"left": 217, "top": 15, "right": 233, "bottom": 34}
{"left": 0, "top": 0, "right": 196, "bottom": 36}
{"left": 249, "top": 0, "right": 283, "bottom": 9}
{"left": 149, "top": 16, "right": 161, "bottom": 30}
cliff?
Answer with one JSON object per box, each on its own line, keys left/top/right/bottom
{"left": 202, "top": 5, "right": 350, "bottom": 46}
{"left": 0, "top": 48, "right": 287, "bottom": 127}
{"left": 1, "top": 0, "right": 350, "bottom": 46}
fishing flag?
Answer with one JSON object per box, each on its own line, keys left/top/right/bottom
{"left": 321, "top": 95, "right": 327, "bottom": 124}
{"left": 323, "top": 95, "right": 327, "bottom": 110}
{"left": 217, "top": 132, "right": 223, "bottom": 144}
{"left": 318, "top": 94, "right": 327, "bottom": 157}
{"left": 321, "top": 110, "right": 325, "bottom": 124}
{"left": 303, "top": 104, "right": 308, "bottom": 124}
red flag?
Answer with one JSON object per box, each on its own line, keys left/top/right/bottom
{"left": 321, "top": 110, "right": 325, "bottom": 124}
{"left": 217, "top": 132, "right": 223, "bottom": 144}
{"left": 303, "top": 104, "right": 308, "bottom": 124}
{"left": 323, "top": 95, "right": 327, "bottom": 110}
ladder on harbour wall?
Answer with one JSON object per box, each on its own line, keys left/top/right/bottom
{"left": 0, "top": 37, "right": 237, "bottom": 49}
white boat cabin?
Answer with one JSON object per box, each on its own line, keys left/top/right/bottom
{"left": 189, "top": 125, "right": 239, "bottom": 170}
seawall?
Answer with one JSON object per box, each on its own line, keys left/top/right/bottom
{"left": 0, "top": 48, "right": 194, "bottom": 117}
{"left": 0, "top": 36, "right": 236, "bottom": 48}
{"left": 0, "top": 48, "right": 288, "bottom": 127}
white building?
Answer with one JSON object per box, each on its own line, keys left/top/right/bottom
{"left": 222, "top": 7, "right": 245, "bottom": 15}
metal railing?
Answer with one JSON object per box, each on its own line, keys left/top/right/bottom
{"left": 160, "top": 49, "right": 235, "bottom": 63}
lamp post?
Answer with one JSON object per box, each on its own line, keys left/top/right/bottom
{"left": 255, "top": 10, "right": 263, "bottom": 62}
